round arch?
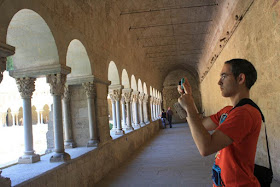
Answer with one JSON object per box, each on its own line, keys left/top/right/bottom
{"left": 138, "top": 79, "right": 143, "bottom": 93}
{"left": 66, "top": 39, "right": 92, "bottom": 78}
{"left": 131, "top": 75, "right": 137, "bottom": 91}
{"left": 6, "top": 9, "right": 59, "bottom": 71}
{"left": 121, "top": 69, "right": 130, "bottom": 88}
{"left": 108, "top": 61, "right": 120, "bottom": 85}
{"left": 143, "top": 82, "right": 148, "bottom": 95}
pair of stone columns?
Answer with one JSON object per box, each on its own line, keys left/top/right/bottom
{"left": 62, "top": 82, "right": 99, "bottom": 148}
{"left": 109, "top": 88, "right": 125, "bottom": 135}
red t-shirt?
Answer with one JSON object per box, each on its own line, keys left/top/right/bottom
{"left": 210, "top": 104, "right": 262, "bottom": 187}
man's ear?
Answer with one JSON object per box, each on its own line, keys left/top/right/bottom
{"left": 237, "top": 73, "right": 246, "bottom": 85}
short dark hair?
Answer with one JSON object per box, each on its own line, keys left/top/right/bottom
{"left": 225, "top": 59, "right": 257, "bottom": 89}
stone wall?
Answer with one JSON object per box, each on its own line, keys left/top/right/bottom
{"left": 70, "top": 85, "right": 90, "bottom": 147}
{"left": 200, "top": 0, "right": 280, "bottom": 180}
{"left": 17, "top": 121, "right": 160, "bottom": 187}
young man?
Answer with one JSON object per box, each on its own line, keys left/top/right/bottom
{"left": 178, "top": 59, "right": 261, "bottom": 186}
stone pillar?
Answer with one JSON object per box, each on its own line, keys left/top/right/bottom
{"left": 40, "top": 112, "right": 43, "bottom": 124}
{"left": 121, "top": 96, "right": 127, "bottom": 129}
{"left": 122, "top": 89, "right": 133, "bottom": 131}
{"left": 62, "top": 85, "right": 76, "bottom": 148}
{"left": 109, "top": 94, "right": 117, "bottom": 132}
{"left": 110, "top": 89, "right": 124, "bottom": 135}
{"left": 150, "top": 97, "right": 154, "bottom": 121}
{"left": 138, "top": 93, "right": 145, "bottom": 126}
{"left": 16, "top": 112, "right": 19, "bottom": 126}
{"left": 144, "top": 95, "right": 150, "bottom": 124}
{"left": 83, "top": 82, "right": 99, "bottom": 147}
{"left": 47, "top": 74, "right": 70, "bottom": 162}
{"left": 132, "top": 91, "right": 140, "bottom": 128}
{"left": 11, "top": 112, "right": 16, "bottom": 126}
{"left": 37, "top": 109, "right": 41, "bottom": 125}
{"left": 16, "top": 77, "right": 40, "bottom": 163}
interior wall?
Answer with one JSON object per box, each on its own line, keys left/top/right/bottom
{"left": 200, "top": 0, "right": 280, "bottom": 180}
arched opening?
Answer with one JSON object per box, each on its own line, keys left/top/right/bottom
{"left": 2, "top": 8, "right": 57, "bottom": 166}
{"left": 121, "top": 69, "right": 130, "bottom": 88}
{"left": 66, "top": 39, "right": 92, "bottom": 78}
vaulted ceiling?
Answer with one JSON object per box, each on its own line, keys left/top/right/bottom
{"left": 115, "top": 0, "right": 254, "bottom": 81}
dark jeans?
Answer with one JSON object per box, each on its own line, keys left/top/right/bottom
{"left": 168, "top": 116, "right": 172, "bottom": 128}
{"left": 161, "top": 118, "right": 166, "bottom": 128}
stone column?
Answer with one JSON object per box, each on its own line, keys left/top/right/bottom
{"left": 83, "top": 82, "right": 99, "bottom": 147}
{"left": 150, "top": 97, "right": 154, "bottom": 121}
{"left": 16, "top": 112, "right": 19, "bottom": 126}
{"left": 16, "top": 77, "right": 40, "bottom": 163}
{"left": 144, "top": 95, "right": 150, "bottom": 124}
{"left": 132, "top": 91, "right": 140, "bottom": 128}
{"left": 121, "top": 96, "right": 127, "bottom": 129}
{"left": 11, "top": 112, "right": 16, "bottom": 126}
{"left": 110, "top": 89, "right": 124, "bottom": 135}
{"left": 40, "top": 112, "right": 43, "bottom": 124}
{"left": 122, "top": 89, "right": 133, "bottom": 131}
{"left": 36, "top": 109, "right": 41, "bottom": 125}
{"left": 138, "top": 93, "right": 145, "bottom": 126}
{"left": 109, "top": 94, "right": 117, "bottom": 132}
{"left": 47, "top": 74, "right": 70, "bottom": 162}
{"left": 62, "top": 85, "right": 76, "bottom": 148}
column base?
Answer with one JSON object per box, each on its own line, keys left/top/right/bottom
{"left": 140, "top": 122, "right": 146, "bottom": 126}
{"left": 115, "top": 129, "right": 125, "bottom": 135}
{"left": 64, "top": 141, "right": 77, "bottom": 148}
{"left": 126, "top": 126, "right": 134, "bottom": 131}
{"left": 145, "top": 120, "right": 150, "bottom": 125}
{"left": 0, "top": 171, "right": 11, "bottom": 187}
{"left": 50, "top": 152, "right": 71, "bottom": 162}
{"left": 18, "top": 154, "right": 40, "bottom": 164}
{"left": 133, "top": 123, "right": 141, "bottom": 129}
{"left": 87, "top": 140, "right": 99, "bottom": 147}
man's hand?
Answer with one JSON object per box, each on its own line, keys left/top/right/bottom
{"left": 178, "top": 77, "right": 194, "bottom": 111}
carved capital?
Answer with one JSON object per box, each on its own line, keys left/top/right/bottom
{"left": 131, "top": 92, "right": 139, "bottom": 103}
{"left": 143, "top": 95, "right": 149, "bottom": 103}
{"left": 16, "top": 77, "right": 36, "bottom": 99}
{"left": 82, "top": 82, "right": 96, "bottom": 99}
{"left": 63, "top": 85, "right": 71, "bottom": 101}
{"left": 138, "top": 93, "right": 145, "bottom": 104}
{"left": 47, "top": 74, "right": 66, "bottom": 96}
{"left": 122, "top": 91, "right": 131, "bottom": 103}
{"left": 109, "top": 89, "right": 121, "bottom": 102}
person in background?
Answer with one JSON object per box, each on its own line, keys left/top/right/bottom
{"left": 167, "top": 107, "right": 173, "bottom": 128}
{"left": 160, "top": 109, "right": 167, "bottom": 129}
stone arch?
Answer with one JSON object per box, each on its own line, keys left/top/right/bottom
{"left": 138, "top": 79, "right": 143, "bottom": 93}
{"left": 6, "top": 9, "right": 59, "bottom": 71}
{"left": 150, "top": 86, "right": 153, "bottom": 96}
{"left": 163, "top": 69, "right": 202, "bottom": 123}
{"left": 152, "top": 88, "right": 156, "bottom": 97}
{"left": 66, "top": 39, "right": 92, "bottom": 78}
{"left": 108, "top": 61, "right": 120, "bottom": 85}
{"left": 121, "top": 69, "right": 130, "bottom": 88}
{"left": 143, "top": 82, "right": 148, "bottom": 95}
{"left": 131, "top": 75, "right": 137, "bottom": 91}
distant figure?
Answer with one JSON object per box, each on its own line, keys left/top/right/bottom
{"left": 167, "top": 107, "right": 173, "bottom": 128}
{"left": 160, "top": 109, "right": 167, "bottom": 129}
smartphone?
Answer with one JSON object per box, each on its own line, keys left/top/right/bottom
{"left": 178, "top": 78, "right": 185, "bottom": 93}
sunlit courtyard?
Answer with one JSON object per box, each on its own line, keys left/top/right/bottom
{"left": 0, "top": 124, "right": 48, "bottom": 168}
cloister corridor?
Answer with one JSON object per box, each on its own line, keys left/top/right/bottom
{"left": 1, "top": 0, "right": 280, "bottom": 186}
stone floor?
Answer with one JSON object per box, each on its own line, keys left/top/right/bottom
{"left": 96, "top": 123, "right": 280, "bottom": 187}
